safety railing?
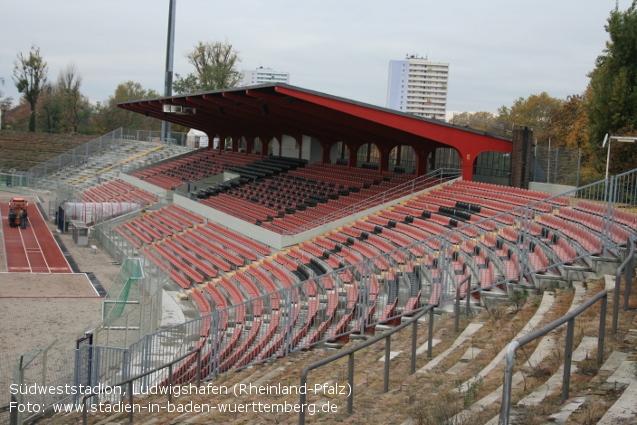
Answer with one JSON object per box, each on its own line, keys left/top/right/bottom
{"left": 297, "top": 274, "right": 471, "bottom": 424}
{"left": 612, "top": 236, "right": 635, "bottom": 333}
{"left": 10, "top": 167, "right": 637, "bottom": 424}
{"left": 499, "top": 290, "right": 608, "bottom": 425}
{"left": 298, "top": 304, "right": 436, "bottom": 425}
{"left": 279, "top": 167, "right": 462, "bottom": 235}
{"left": 499, "top": 235, "right": 635, "bottom": 425}
{"left": 80, "top": 347, "right": 202, "bottom": 425}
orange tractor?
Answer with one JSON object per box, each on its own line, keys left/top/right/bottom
{"left": 9, "top": 197, "right": 28, "bottom": 227}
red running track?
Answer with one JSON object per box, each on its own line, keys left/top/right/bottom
{"left": 1, "top": 201, "right": 73, "bottom": 273}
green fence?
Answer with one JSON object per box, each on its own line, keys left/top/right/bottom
{"left": 0, "top": 172, "right": 29, "bottom": 195}
{"left": 102, "top": 259, "right": 144, "bottom": 323}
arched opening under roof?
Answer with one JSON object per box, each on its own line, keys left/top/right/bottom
{"left": 389, "top": 145, "right": 416, "bottom": 174}
{"left": 281, "top": 134, "right": 300, "bottom": 159}
{"left": 429, "top": 147, "right": 461, "bottom": 171}
{"left": 330, "top": 141, "right": 349, "bottom": 165}
{"left": 237, "top": 136, "right": 248, "bottom": 153}
{"left": 223, "top": 136, "right": 234, "bottom": 151}
{"left": 473, "top": 150, "right": 512, "bottom": 185}
{"left": 253, "top": 137, "right": 263, "bottom": 155}
{"left": 268, "top": 137, "right": 281, "bottom": 156}
{"left": 356, "top": 142, "right": 380, "bottom": 169}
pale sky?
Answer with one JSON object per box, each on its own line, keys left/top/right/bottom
{"left": 0, "top": 0, "right": 630, "bottom": 114}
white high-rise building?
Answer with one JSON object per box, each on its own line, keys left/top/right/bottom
{"left": 386, "top": 55, "right": 449, "bottom": 120}
{"left": 240, "top": 66, "right": 290, "bottom": 86}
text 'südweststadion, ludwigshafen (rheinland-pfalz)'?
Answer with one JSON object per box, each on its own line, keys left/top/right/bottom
{"left": 10, "top": 381, "right": 349, "bottom": 417}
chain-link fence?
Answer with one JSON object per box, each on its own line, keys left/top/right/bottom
{"left": 531, "top": 145, "right": 582, "bottom": 187}
{"left": 26, "top": 128, "right": 191, "bottom": 193}
{"left": 9, "top": 253, "right": 165, "bottom": 424}
{"left": 0, "top": 173, "right": 29, "bottom": 195}
{"left": 8, "top": 166, "right": 637, "bottom": 424}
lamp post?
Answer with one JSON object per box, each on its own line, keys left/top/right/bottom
{"left": 162, "top": 0, "right": 177, "bottom": 144}
{"left": 603, "top": 134, "right": 637, "bottom": 181}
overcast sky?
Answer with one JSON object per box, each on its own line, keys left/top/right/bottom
{"left": 0, "top": 0, "right": 631, "bottom": 114}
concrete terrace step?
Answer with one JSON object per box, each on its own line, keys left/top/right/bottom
{"left": 451, "top": 283, "right": 586, "bottom": 423}
{"left": 454, "top": 290, "right": 557, "bottom": 395}
{"left": 541, "top": 351, "right": 629, "bottom": 424}
{"left": 597, "top": 360, "right": 637, "bottom": 424}
{"left": 417, "top": 322, "right": 483, "bottom": 373}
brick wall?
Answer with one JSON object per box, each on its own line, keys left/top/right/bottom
{"left": 509, "top": 126, "right": 533, "bottom": 188}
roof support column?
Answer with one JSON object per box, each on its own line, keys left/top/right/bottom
{"left": 295, "top": 134, "right": 304, "bottom": 160}
{"left": 461, "top": 153, "right": 474, "bottom": 181}
{"left": 245, "top": 136, "right": 254, "bottom": 155}
{"left": 416, "top": 146, "right": 434, "bottom": 176}
{"left": 322, "top": 140, "right": 332, "bottom": 164}
{"left": 347, "top": 144, "right": 358, "bottom": 169}
{"left": 379, "top": 146, "right": 390, "bottom": 175}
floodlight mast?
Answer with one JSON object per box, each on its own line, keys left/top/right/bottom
{"left": 604, "top": 133, "right": 637, "bottom": 181}
{"left": 162, "top": 0, "right": 177, "bottom": 144}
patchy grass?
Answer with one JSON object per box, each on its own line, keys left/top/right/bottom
{"left": 0, "top": 130, "right": 94, "bottom": 171}
{"left": 46, "top": 275, "right": 637, "bottom": 425}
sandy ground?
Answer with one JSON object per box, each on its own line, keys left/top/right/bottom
{"left": 0, "top": 273, "right": 99, "bottom": 297}
{"left": 0, "top": 189, "right": 122, "bottom": 411}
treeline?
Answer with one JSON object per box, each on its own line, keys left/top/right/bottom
{"left": 449, "top": 4, "right": 637, "bottom": 183}
{"left": 2, "top": 3, "right": 637, "bottom": 183}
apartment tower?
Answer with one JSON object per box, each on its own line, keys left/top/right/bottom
{"left": 386, "top": 55, "right": 449, "bottom": 120}
{"left": 240, "top": 66, "right": 290, "bottom": 86}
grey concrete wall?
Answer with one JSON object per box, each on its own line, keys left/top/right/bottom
{"left": 529, "top": 182, "right": 577, "bottom": 196}
{"left": 173, "top": 194, "right": 282, "bottom": 251}
{"left": 162, "top": 176, "right": 460, "bottom": 251}
{"left": 281, "top": 134, "right": 299, "bottom": 159}
{"left": 118, "top": 172, "right": 173, "bottom": 201}
{"left": 174, "top": 172, "right": 241, "bottom": 196}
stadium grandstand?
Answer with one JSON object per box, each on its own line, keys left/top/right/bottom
{"left": 2, "top": 83, "right": 636, "bottom": 425}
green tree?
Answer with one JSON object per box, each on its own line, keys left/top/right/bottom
{"left": 13, "top": 45, "right": 48, "bottom": 132}
{"left": 57, "top": 63, "right": 92, "bottom": 133}
{"left": 94, "top": 81, "right": 161, "bottom": 132}
{"left": 0, "top": 62, "right": 14, "bottom": 126}
{"left": 498, "top": 92, "right": 563, "bottom": 145}
{"left": 587, "top": 2, "right": 637, "bottom": 175}
{"left": 173, "top": 40, "right": 242, "bottom": 94}
{"left": 35, "top": 64, "right": 92, "bottom": 133}
{"left": 38, "top": 83, "right": 63, "bottom": 132}
{"left": 450, "top": 111, "right": 510, "bottom": 137}
{"left": 546, "top": 93, "right": 589, "bottom": 150}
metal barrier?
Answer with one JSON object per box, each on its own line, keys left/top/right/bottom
{"left": 279, "top": 167, "right": 462, "bottom": 235}
{"left": 0, "top": 172, "right": 29, "bottom": 195}
{"left": 499, "top": 234, "right": 635, "bottom": 425}
{"left": 531, "top": 145, "right": 582, "bottom": 187}
{"left": 80, "top": 347, "right": 201, "bottom": 425}
{"left": 9, "top": 166, "right": 637, "bottom": 424}
{"left": 298, "top": 304, "right": 436, "bottom": 425}
{"left": 26, "top": 127, "right": 190, "bottom": 193}
{"left": 499, "top": 290, "right": 608, "bottom": 425}
{"left": 612, "top": 236, "right": 635, "bottom": 333}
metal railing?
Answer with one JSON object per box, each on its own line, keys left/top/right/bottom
{"left": 10, "top": 167, "right": 637, "bottom": 424}
{"left": 612, "top": 236, "right": 635, "bottom": 333}
{"left": 298, "top": 304, "right": 436, "bottom": 425}
{"left": 80, "top": 347, "right": 202, "bottom": 425}
{"left": 499, "top": 290, "right": 608, "bottom": 425}
{"left": 26, "top": 128, "right": 191, "bottom": 193}
{"left": 499, "top": 235, "right": 635, "bottom": 425}
{"left": 279, "top": 167, "right": 461, "bottom": 235}
{"left": 298, "top": 274, "right": 471, "bottom": 424}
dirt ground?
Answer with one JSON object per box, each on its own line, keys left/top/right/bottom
{"left": 0, "top": 189, "right": 122, "bottom": 411}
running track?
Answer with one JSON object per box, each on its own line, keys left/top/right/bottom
{"left": 1, "top": 201, "right": 73, "bottom": 273}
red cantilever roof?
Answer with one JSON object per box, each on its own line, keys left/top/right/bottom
{"left": 118, "top": 83, "right": 512, "bottom": 179}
